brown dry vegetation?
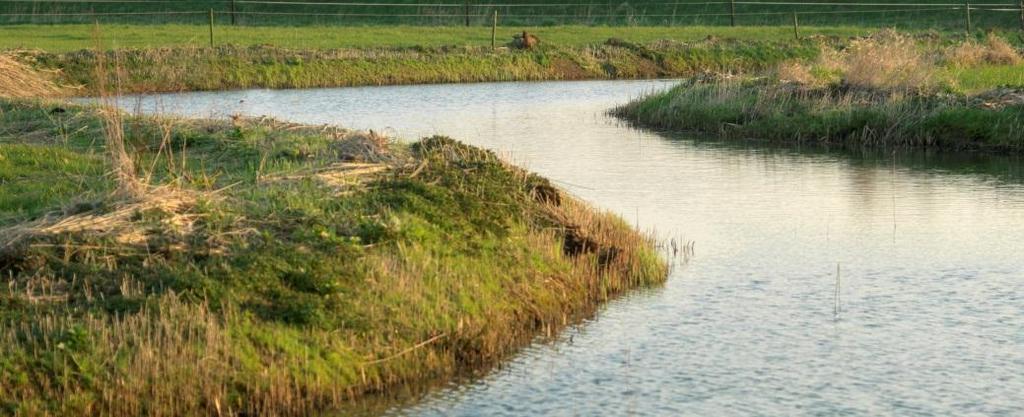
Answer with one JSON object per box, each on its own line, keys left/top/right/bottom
{"left": 0, "top": 54, "right": 64, "bottom": 98}
{"left": 946, "top": 33, "right": 1022, "bottom": 67}
{"left": 772, "top": 31, "right": 1022, "bottom": 94}
{"left": 840, "top": 31, "right": 938, "bottom": 92}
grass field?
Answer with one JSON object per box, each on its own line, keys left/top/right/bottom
{"left": 1, "top": 0, "right": 1022, "bottom": 29}
{"left": 0, "top": 24, "right": 888, "bottom": 52}
{"left": 948, "top": 63, "right": 1024, "bottom": 91}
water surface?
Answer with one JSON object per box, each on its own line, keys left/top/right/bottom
{"left": 124, "top": 80, "right": 1024, "bottom": 416}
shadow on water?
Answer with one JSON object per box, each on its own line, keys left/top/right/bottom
{"left": 643, "top": 126, "right": 1024, "bottom": 186}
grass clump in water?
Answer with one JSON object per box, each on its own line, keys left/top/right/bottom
{"left": 0, "top": 98, "right": 667, "bottom": 416}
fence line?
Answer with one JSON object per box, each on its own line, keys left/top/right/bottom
{"left": 0, "top": 11, "right": 208, "bottom": 16}
{"left": 0, "top": 0, "right": 1019, "bottom": 4}
{"left": 1, "top": 0, "right": 1022, "bottom": 31}
{"left": 0, "top": 6, "right": 1001, "bottom": 16}
{"left": 0, "top": 0, "right": 194, "bottom": 3}
{"left": 2, "top": 0, "right": 1020, "bottom": 7}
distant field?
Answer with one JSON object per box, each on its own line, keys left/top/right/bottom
{"left": 0, "top": 0, "right": 1022, "bottom": 29}
{"left": 0, "top": 24, "right": 888, "bottom": 52}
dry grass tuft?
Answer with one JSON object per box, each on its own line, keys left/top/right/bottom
{"left": 0, "top": 186, "right": 205, "bottom": 255}
{"left": 332, "top": 130, "right": 392, "bottom": 163}
{"left": 270, "top": 162, "right": 390, "bottom": 192}
{"left": 0, "top": 54, "right": 64, "bottom": 98}
{"left": 92, "top": 49, "right": 145, "bottom": 198}
{"left": 947, "top": 41, "right": 988, "bottom": 67}
{"left": 982, "top": 33, "right": 1022, "bottom": 65}
{"left": 775, "top": 31, "right": 946, "bottom": 93}
{"left": 776, "top": 62, "right": 817, "bottom": 86}
{"left": 842, "top": 31, "right": 937, "bottom": 92}
{"left": 945, "top": 34, "right": 1022, "bottom": 67}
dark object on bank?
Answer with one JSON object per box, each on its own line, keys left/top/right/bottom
{"left": 561, "top": 226, "right": 622, "bottom": 269}
{"left": 511, "top": 31, "right": 540, "bottom": 49}
{"left": 49, "top": 107, "right": 66, "bottom": 114}
{"left": 604, "top": 37, "right": 627, "bottom": 47}
{"left": 530, "top": 178, "right": 561, "bottom": 206}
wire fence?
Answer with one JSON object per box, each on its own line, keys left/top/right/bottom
{"left": 1, "top": 0, "right": 1022, "bottom": 30}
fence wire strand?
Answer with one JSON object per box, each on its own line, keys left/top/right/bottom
{"left": 1, "top": 0, "right": 1021, "bottom": 26}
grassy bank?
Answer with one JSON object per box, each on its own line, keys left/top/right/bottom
{"left": 0, "top": 24, "right": 883, "bottom": 52}
{"left": 614, "top": 31, "right": 1024, "bottom": 152}
{"left": 0, "top": 95, "right": 667, "bottom": 416}
{"left": 11, "top": 35, "right": 826, "bottom": 95}
{"left": 10, "top": 25, "right": 1017, "bottom": 97}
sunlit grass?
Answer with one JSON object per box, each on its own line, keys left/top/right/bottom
{"left": 0, "top": 23, "right": 886, "bottom": 52}
{"left": 614, "top": 32, "right": 1024, "bottom": 151}
{"left": 0, "top": 98, "right": 668, "bottom": 416}
{"left": 0, "top": 144, "right": 110, "bottom": 226}
{"left": 11, "top": 36, "right": 823, "bottom": 95}
{"left": 947, "top": 63, "right": 1024, "bottom": 93}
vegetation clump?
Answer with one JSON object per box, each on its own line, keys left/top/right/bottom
{"left": 945, "top": 33, "right": 1022, "bottom": 67}
{"left": 614, "top": 30, "right": 1024, "bottom": 152}
{"left": 0, "top": 98, "right": 667, "bottom": 416}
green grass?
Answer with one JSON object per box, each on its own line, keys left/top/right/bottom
{"left": 613, "top": 31, "right": 1024, "bottom": 152}
{"left": 4, "top": 24, "right": 1014, "bottom": 98}
{"left": 2, "top": 0, "right": 1021, "bottom": 28}
{"left": 0, "top": 145, "right": 109, "bottom": 226}
{"left": 0, "top": 23, "right": 889, "bottom": 52}
{"left": 0, "top": 100, "right": 113, "bottom": 225}
{"left": 614, "top": 78, "right": 1024, "bottom": 151}
{"left": 0, "top": 98, "right": 667, "bottom": 416}
{"left": 12, "top": 35, "right": 826, "bottom": 95}
{"left": 947, "top": 63, "right": 1024, "bottom": 92}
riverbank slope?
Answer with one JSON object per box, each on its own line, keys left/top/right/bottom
{"left": 0, "top": 95, "right": 667, "bottom": 416}
{"left": 10, "top": 36, "right": 823, "bottom": 95}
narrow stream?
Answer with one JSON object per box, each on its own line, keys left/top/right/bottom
{"left": 122, "top": 80, "right": 1024, "bottom": 416}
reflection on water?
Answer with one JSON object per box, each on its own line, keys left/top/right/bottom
{"left": 119, "top": 80, "right": 1024, "bottom": 416}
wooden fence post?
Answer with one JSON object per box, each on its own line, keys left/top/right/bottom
{"left": 491, "top": 10, "right": 498, "bottom": 49}
{"left": 965, "top": 1, "right": 972, "bottom": 33}
{"left": 731, "top": 0, "right": 736, "bottom": 27}
{"left": 208, "top": 9, "right": 214, "bottom": 47}
{"left": 1018, "top": 0, "right": 1023, "bottom": 30}
{"left": 464, "top": 1, "right": 470, "bottom": 27}
{"left": 230, "top": 0, "right": 237, "bottom": 25}
{"left": 792, "top": 12, "right": 799, "bottom": 40}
